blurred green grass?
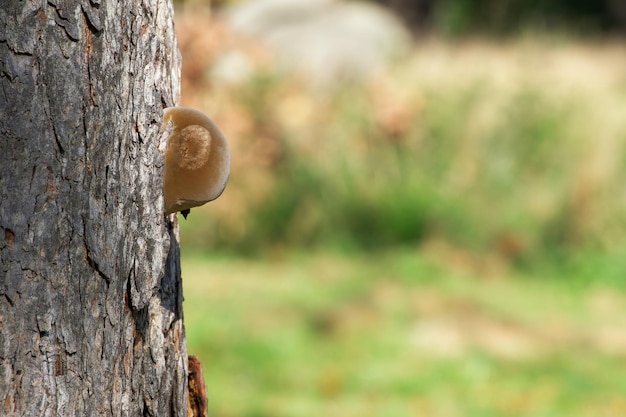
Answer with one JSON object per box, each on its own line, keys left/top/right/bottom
{"left": 183, "top": 250, "right": 626, "bottom": 417}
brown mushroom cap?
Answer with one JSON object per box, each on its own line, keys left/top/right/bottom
{"left": 162, "top": 107, "right": 230, "bottom": 216}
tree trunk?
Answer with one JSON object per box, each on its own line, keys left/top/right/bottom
{"left": 0, "top": 1, "right": 190, "bottom": 416}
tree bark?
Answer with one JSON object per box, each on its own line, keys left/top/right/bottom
{"left": 0, "top": 1, "right": 189, "bottom": 416}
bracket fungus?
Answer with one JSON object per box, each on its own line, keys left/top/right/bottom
{"left": 162, "top": 107, "right": 230, "bottom": 219}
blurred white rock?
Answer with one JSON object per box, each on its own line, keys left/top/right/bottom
{"left": 221, "top": 0, "right": 411, "bottom": 83}
{"left": 210, "top": 50, "right": 257, "bottom": 84}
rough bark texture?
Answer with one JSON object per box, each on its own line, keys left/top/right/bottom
{"left": 0, "top": 1, "right": 188, "bottom": 416}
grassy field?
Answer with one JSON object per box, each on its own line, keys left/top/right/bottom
{"left": 182, "top": 250, "right": 626, "bottom": 417}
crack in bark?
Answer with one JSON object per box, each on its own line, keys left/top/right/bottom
{"left": 125, "top": 263, "right": 133, "bottom": 313}
{"left": 48, "top": 1, "right": 80, "bottom": 42}
{"left": 50, "top": 119, "right": 65, "bottom": 155}
{"left": 28, "top": 166, "right": 37, "bottom": 193}
{"left": 83, "top": 240, "right": 110, "bottom": 284}
{"left": 81, "top": 216, "right": 111, "bottom": 284}
{"left": 3, "top": 293, "right": 15, "bottom": 307}
{"left": 41, "top": 87, "right": 65, "bottom": 159}
{"left": 142, "top": 399, "right": 152, "bottom": 417}
{"left": 85, "top": 242, "right": 111, "bottom": 285}
{"left": 83, "top": 24, "right": 97, "bottom": 107}
{"left": 104, "top": 165, "right": 110, "bottom": 212}
{"left": 80, "top": 0, "right": 102, "bottom": 34}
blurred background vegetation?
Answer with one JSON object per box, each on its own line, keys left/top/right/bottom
{"left": 180, "top": 0, "right": 626, "bottom": 35}
{"left": 171, "top": 0, "right": 626, "bottom": 416}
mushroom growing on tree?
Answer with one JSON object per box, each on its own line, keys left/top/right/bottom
{"left": 162, "top": 107, "right": 230, "bottom": 219}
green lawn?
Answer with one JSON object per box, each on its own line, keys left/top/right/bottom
{"left": 182, "top": 249, "right": 626, "bottom": 417}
